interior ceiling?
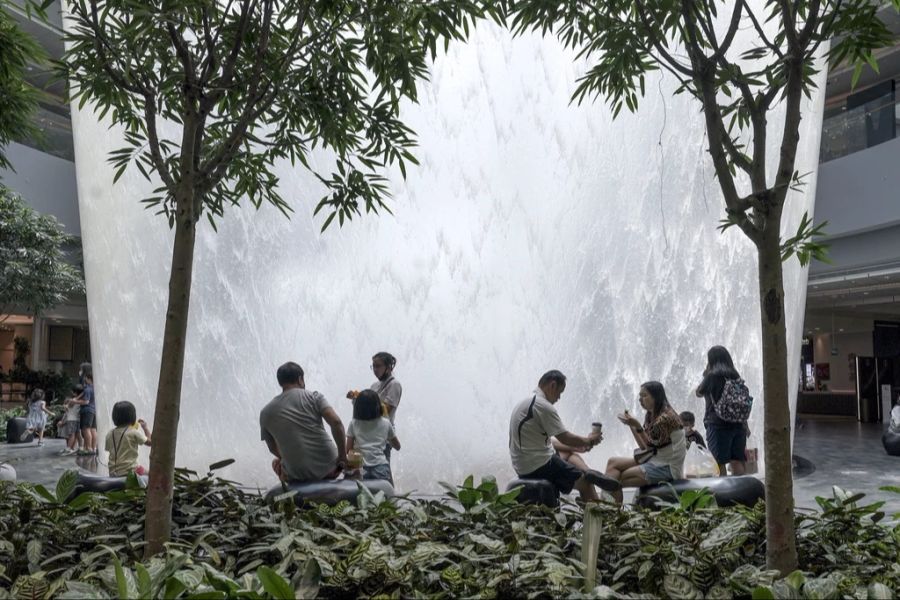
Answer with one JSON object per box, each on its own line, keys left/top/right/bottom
{"left": 804, "top": 267, "right": 900, "bottom": 333}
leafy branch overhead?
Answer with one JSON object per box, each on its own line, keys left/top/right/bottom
{"left": 0, "top": 187, "right": 84, "bottom": 318}
{"left": 60, "top": 0, "right": 503, "bottom": 232}
{"left": 507, "top": 0, "right": 898, "bottom": 259}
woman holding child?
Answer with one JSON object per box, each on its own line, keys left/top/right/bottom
{"left": 604, "top": 381, "right": 685, "bottom": 503}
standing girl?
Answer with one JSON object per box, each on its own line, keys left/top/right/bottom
{"left": 346, "top": 390, "right": 400, "bottom": 482}
{"left": 695, "top": 345, "right": 748, "bottom": 476}
{"left": 21, "top": 389, "right": 54, "bottom": 447}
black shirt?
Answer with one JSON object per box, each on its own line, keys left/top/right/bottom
{"left": 686, "top": 429, "right": 706, "bottom": 449}
{"left": 697, "top": 368, "right": 740, "bottom": 427}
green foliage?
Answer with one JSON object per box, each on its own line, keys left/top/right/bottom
{"left": 780, "top": 212, "right": 830, "bottom": 267}
{"left": 59, "top": 0, "right": 503, "bottom": 231}
{"left": 0, "top": 187, "right": 85, "bottom": 317}
{"left": 0, "top": 0, "right": 49, "bottom": 174}
{"left": 438, "top": 474, "right": 521, "bottom": 511}
{"left": 0, "top": 406, "right": 24, "bottom": 441}
{"left": 0, "top": 472, "right": 898, "bottom": 598}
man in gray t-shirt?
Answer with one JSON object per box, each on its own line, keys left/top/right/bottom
{"left": 509, "top": 370, "right": 621, "bottom": 501}
{"left": 260, "top": 362, "right": 347, "bottom": 482}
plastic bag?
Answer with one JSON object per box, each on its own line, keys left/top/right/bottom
{"left": 684, "top": 443, "right": 719, "bottom": 478}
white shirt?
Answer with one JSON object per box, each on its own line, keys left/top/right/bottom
{"left": 508, "top": 388, "right": 566, "bottom": 475}
{"left": 370, "top": 376, "right": 402, "bottom": 423}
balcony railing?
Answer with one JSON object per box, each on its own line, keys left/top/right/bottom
{"left": 820, "top": 91, "right": 899, "bottom": 163}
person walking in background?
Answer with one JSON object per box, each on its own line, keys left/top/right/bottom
{"left": 21, "top": 389, "right": 54, "bottom": 447}
{"left": 346, "top": 390, "right": 401, "bottom": 482}
{"left": 76, "top": 367, "right": 98, "bottom": 455}
{"left": 680, "top": 411, "right": 706, "bottom": 449}
{"left": 57, "top": 384, "right": 85, "bottom": 456}
{"left": 695, "top": 345, "right": 751, "bottom": 476}
{"left": 605, "top": 382, "right": 686, "bottom": 503}
{"left": 105, "top": 401, "right": 152, "bottom": 476}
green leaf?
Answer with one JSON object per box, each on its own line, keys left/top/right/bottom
{"left": 296, "top": 559, "right": 321, "bottom": 599}
{"left": 56, "top": 469, "right": 79, "bottom": 503}
{"left": 751, "top": 587, "right": 776, "bottom": 600}
{"left": 113, "top": 557, "right": 130, "bottom": 600}
{"left": 256, "top": 566, "right": 294, "bottom": 599}
{"left": 135, "top": 563, "right": 152, "bottom": 599}
{"left": 208, "top": 458, "right": 235, "bottom": 472}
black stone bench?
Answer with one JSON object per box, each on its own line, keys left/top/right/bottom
{"left": 5, "top": 417, "right": 33, "bottom": 444}
{"left": 884, "top": 429, "right": 900, "bottom": 456}
{"left": 505, "top": 478, "right": 559, "bottom": 507}
{"left": 634, "top": 476, "right": 765, "bottom": 509}
{"left": 68, "top": 473, "right": 148, "bottom": 500}
{"left": 265, "top": 479, "right": 394, "bottom": 506}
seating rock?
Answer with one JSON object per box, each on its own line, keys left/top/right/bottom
{"left": 67, "top": 472, "right": 148, "bottom": 500}
{"left": 265, "top": 478, "right": 394, "bottom": 506}
{"left": 505, "top": 478, "right": 559, "bottom": 507}
{"left": 634, "top": 476, "right": 765, "bottom": 509}
{"left": 883, "top": 428, "right": 900, "bottom": 456}
{"left": 5, "top": 418, "right": 32, "bottom": 444}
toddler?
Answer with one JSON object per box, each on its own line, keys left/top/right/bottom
{"left": 21, "top": 389, "right": 54, "bottom": 447}
{"left": 105, "top": 401, "right": 152, "bottom": 477}
{"left": 346, "top": 390, "right": 400, "bottom": 482}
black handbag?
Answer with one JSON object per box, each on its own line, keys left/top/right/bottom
{"left": 633, "top": 447, "right": 656, "bottom": 464}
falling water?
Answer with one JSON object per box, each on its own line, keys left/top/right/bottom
{"left": 69, "top": 22, "right": 825, "bottom": 492}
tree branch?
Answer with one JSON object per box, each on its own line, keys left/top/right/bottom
{"left": 744, "top": 0, "right": 785, "bottom": 59}
{"left": 633, "top": 0, "right": 697, "bottom": 77}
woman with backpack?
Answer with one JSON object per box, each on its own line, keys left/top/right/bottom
{"left": 695, "top": 346, "right": 753, "bottom": 476}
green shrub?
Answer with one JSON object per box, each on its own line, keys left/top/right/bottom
{"left": 0, "top": 469, "right": 897, "bottom": 599}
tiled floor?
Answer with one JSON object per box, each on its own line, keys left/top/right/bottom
{"left": 792, "top": 415, "right": 899, "bottom": 516}
{"left": 0, "top": 438, "right": 101, "bottom": 488}
{"left": 2, "top": 417, "right": 898, "bottom": 516}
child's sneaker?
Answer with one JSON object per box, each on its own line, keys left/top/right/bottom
{"left": 37, "top": 441, "right": 44, "bottom": 447}
{"left": 19, "top": 430, "right": 31, "bottom": 442}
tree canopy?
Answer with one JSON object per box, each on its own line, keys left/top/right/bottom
{"left": 0, "top": 186, "right": 84, "bottom": 318}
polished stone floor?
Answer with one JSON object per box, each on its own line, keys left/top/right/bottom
{"left": 2, "top": 416, "right": 898, "bottom": 516}
{"left": 792, "top": 415, "right": 899, "bottom": 516}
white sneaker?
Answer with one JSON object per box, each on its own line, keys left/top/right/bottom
{"left": 37, "top": 441, "right": 44, "bottom": 447}
{"left": 19, "top": 430, "right": 31, "bottom": 442}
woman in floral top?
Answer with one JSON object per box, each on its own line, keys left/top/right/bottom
{"left": 604, "top": 381, "right": 686, "bottom": 503}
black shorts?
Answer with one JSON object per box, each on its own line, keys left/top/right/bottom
{"left": 706, "top": 423, "right": 746, "bottom": 463}
{"left": 79, "top": 410, "right": 96, "bottom": 429}
{"left": 518, "top": 454, "right": 581, "bottom": 495}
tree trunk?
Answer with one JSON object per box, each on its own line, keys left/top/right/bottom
{"left": 756, "top": 223, "right": 798, "bottom": 574}
{"left": 144, "top": 197, "right": 197, "bottom": 557}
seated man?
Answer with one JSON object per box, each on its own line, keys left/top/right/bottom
{"left": 509, "top": 370, "right": 621, "bottom": 501}
{"left": 261, "top": 362, "right": 347, "bottom": 482}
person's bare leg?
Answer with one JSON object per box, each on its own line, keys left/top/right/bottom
{"left": 574, "top": 476, "right": 600, "bottom": 502}
{"left": 606, "top": 457, "right": 638, "bottom": 504}
{"left": 616, "top": 465, "right": 650, "bottom": 504}
{"left": 729, "top": 460, "right": 746, "bottom": 476}
{"left": 566, "top": 452, "right": 591, "bottom": 472}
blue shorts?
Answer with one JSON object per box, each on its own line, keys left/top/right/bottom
{"left": 706, "top": 423, "right": 747, "bottom": 464}
{"left": 640, "top": 462, "right": 674, "bottom": 484}
{"left": 363, "top": 463, "right": 392, "bottom": 482}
